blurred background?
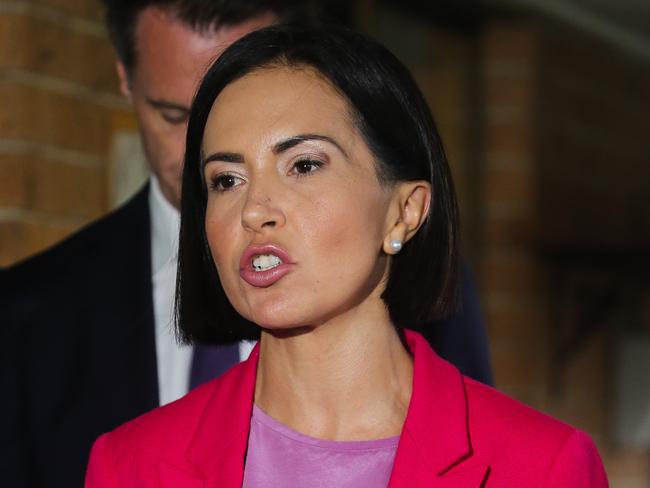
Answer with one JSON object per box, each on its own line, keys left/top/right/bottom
{"left": 1, "top": 0, "right": 649, "bottom": 485}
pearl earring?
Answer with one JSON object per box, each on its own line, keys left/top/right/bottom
{"left": 389, "top": 239, "right": 403, "bottom": 253}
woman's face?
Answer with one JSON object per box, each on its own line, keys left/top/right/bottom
{"left": 202, "top": 66, "right": 397, "bottom": 329}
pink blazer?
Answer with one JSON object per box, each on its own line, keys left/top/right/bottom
{"left": 85, "top": 330, "right": 608, "bottom": 487}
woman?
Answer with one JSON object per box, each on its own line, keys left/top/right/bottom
{"left": 86, "top": 25, "right": 607, "bottom": 487}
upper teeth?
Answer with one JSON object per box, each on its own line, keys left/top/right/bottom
{"left": 252, "top": 254, "right": 282, "bottom": 271}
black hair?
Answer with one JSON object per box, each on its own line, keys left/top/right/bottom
{"left": 176, "top": 24, "right": 459, "bottom": 344}
{"left": 100, "top": 0, "right": 316, "bottom": 74}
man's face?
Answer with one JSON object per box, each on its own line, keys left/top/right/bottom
{"left": 116, "top": 7, "right": 277, "bottom": 208}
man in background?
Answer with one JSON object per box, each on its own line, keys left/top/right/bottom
{"left": 1, "top": 1, "right": 491, "bottom": 486}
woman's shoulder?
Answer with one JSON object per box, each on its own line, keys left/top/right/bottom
{"left": 100, "top": 378, "right": 216, "bottom": 459}
{"left": 86, "top": 361, "right": 249, "bottom": 486}
{"left": 85, "top": 381, "right": 213, "bottom": 486}
{"left": 463, "top": 377, "right": 574, "bottom": 441}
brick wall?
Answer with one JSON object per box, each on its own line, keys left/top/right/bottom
{"left": 537, "top": 20, "right": 650, "bottom": 485}
{"left": 479, "top": 18, "right": 650, "bottom": 486}
{"left": 538, "top": 23, "right": 650, "bottom": 249}
{"left": 0, "top": 0, "right": 131, "bottom": 266}
{"left": 479, "top": 22, "right": 548, "bottom": 407}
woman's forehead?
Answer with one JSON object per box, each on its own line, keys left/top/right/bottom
{"left": 202, "top": 66, "right": 359, "bottom": 153}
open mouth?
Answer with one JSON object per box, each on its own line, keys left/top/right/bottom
{"left": 252, "top": 254, "right": 283, "bottom": 272}
{"left": 240, "top": 244, "right": 294, "bottom": 287}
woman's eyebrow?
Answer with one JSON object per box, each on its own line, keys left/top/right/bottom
{"left": 202, "top": 151, "right": 244, "bottom": 168}
{"left": 272, "top": 134, "right": 348, "bottom": 158}
{"left": 201, "top": 134, "right": 347, "bottom": 168}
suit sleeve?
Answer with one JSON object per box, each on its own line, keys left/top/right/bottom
{"left": 85, "top": 434, "right": 119, "bottom": 488}
{"left": 545, "top": 430, "right": 609, "bottom": 487}
{"left": 0, "top": 276, "right": 34, "bottom": 486}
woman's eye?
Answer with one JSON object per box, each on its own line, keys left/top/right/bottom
{"left": 291, "top": 159, "right": 323, "bottom": 176}
{"left": 209, "top": 174, "right": 244, "bottom": 192}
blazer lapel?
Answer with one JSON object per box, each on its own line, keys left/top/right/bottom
{"left": 157, "top": 462, "right": 204, "bottom": 488}
{"left": 388, "top": 331, "right": 490, "bottom": 487}
{"left": 437, "top": 465, "right": 490, "bottom": 487}
{"left": 183, "top": 344, "right": 260, "bottom": 486}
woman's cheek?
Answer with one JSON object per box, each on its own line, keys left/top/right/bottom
{"left": 313, "top": 190, "right": 383, "bottom": 250}
{"left": 299, "top": 200, "right": 350, "bottom": 253}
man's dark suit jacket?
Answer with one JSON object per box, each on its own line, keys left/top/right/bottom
{"left": 1, "top": 184, "right": 492, "bottom": 487}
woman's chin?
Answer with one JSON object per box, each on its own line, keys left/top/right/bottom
{"left": 240, "top": 299, "right": 307, "bottom": 330}
{"left": 245, "top": 309, "right": 316, "bottom": 335}
{"left": 259, "top": 324, "right": 314, "bottom": 339}
{"left": 251, "top": 312, "right": 310, "bottom": 331}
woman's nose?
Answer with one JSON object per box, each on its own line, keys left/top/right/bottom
{"left": 240, "top": 184, "right": 286, "bottom": 233}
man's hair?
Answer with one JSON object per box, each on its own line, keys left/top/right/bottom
{"left": 100, "top": 0, "right": 315, "bottom": 73}
{"left": 176, "top": 24, "right": 460, "bottom": 344}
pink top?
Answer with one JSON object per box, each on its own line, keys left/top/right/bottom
{"left": 242, "top": 405, "right": 399, "bottom": 488}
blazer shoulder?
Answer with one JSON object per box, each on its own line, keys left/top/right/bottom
{"left": 107, "top": 380, "right": 214, "bottom": 457}
{"left": 543, "top": 429, "right": 608, "bottom": 486}
{"left": 86, "top": 380, "right": 213, "bottom": 486}
{"left": 99, "top": 359, "right": 245, "bottom": 466}
{"left": 88, "top": 358, "right": 255, "bottom": 485}
{"left": 462, "top": 377, "right": 607, "bottom": 484}
{"left": 464, "top": 377, "right": 575, "bottom": 447}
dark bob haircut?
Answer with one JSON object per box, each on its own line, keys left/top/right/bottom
{"left": 176, "top": 24, "right": 459, "bottom": 344}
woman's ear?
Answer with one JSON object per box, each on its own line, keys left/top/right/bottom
{"left": 382, "top": 181, "right": 431, "bottom": 255}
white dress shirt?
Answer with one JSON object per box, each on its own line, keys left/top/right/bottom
{"left": 149, "top": 176, "right": 192, "bottom": 405}
{"left": 148, "top": 176, "right": 255, "bottom": 406}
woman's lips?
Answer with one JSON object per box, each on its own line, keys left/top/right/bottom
{"left": 239, "top": 244, "right": 295, "bottom": 288}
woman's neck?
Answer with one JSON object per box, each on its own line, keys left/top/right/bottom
{"left": 254, "top": 301, "right": 413, "bottom": 441}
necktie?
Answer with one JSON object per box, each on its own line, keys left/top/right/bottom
{"left": 189, "top": 343, "right": 240, "bottom": 390}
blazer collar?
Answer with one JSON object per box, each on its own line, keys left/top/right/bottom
{"left": 182, "top": 330, "right": 482, "bottom": 485}
{"left": 185, "top": 343, "right": 260, "bottom": 484}
{"left": 400, "top": 330, "right": 473, "bottom": 474}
